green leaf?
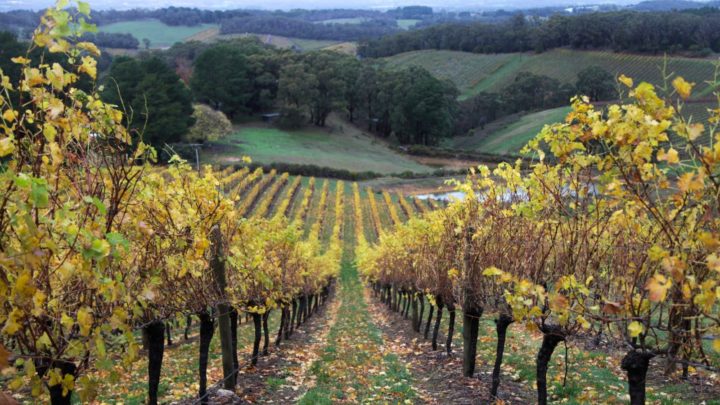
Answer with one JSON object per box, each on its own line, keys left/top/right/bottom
{"left": 84, "top": 195, "right": 106, "bottom": 214}
{"left": 83, "top": 238, "right": 110, "bottom": 260}
{"left": 79, "top": 17, "right": 97, "bottom": 34}
{"left": 30, "top": 180, "right": 49, "bottom": 208}
{"left": 14, "top": 173, "right": 31, "bottom": 188}
{"left": 77, "top": 1, "right": 90, "bottom": 16}
{"left": 106, "top": 232, "right": 129, "bottom": 251}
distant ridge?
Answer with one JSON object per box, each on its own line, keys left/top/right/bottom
{"left": 632, "top": 0, "right": 720, "bottom": 11}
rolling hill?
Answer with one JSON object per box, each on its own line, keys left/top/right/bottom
{"left": 98, "top": 19, "right": 218, "bottom": 48}
{"left": 384, "top": 49, "right": 719, "bottom": 100}
{"left": 201, "top": 115, "right": 435, "bottom": 175}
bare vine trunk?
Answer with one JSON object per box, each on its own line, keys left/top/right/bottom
{"left": 462, "top": 307, "right": 483, "bottom": 377}
{"left": 262, "top": 311, "right": 270, "bottom": 356}
{"left": 36, "top": 359, "right": 77, "bottom": 405}
{"left": 622, "top": 350, "right": 655, "bottom": 405}
{"left": 424, "top": 305, "right": 434, "bottom": 339}
{"left": 276, "top": 306, "right": 286, "bottom": 346}
{"left": 198, "top": 312, "right": 214, "bottom": 404}
{"left": 536, "top": 325, "right": 565, "bottom": 405}
{"left": 446, "top": 302, "right": 456, "bottom": 354}
{"left": 432, "top": 296, "right": 444, "bottom": 351}
{"left": 490, "top": 314, "right": 513, "bottom": 397}
{"left": 251, "top": 313, "right": 262, "bottom": 366}
{"left": 145, "top": 320, "right": 165, "bottom": 405}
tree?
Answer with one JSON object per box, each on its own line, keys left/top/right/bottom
{"left": 303, "top": 52, "right": 347, "bottom": 127}
{"left": 184, "top": 104, "right": 233, "bottom": 143}
{"left": 191, "top": 44, "right": 253, "bottom": 119}
{"left": 277, "top": 61, "right": 318, "bottom": 128}
{"left": 576, "top": 66, "right": 615, "bottom": 101}
{"left": 389, "top": 67, "right": 458, "bottom": 145}
{"left": 103, "top": 56, "right": 194, "bottom": 151}
{"left": 503, "top": 73, "right": 573, "bottom": 112}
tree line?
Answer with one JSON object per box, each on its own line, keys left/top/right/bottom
{"left": 100, "top": 37, "right": 458, "bottom": 148}
{"left": 79, "top": 32, "right": 139, "bottom": 49}
{"left": 219, "top": 16, "right": 399, "bottom": 41}
{"left": 359, "top": 9, "right": 720, "bottom": 57}
{"left": 455, "top": 66, "right": 615, "bottom": 136}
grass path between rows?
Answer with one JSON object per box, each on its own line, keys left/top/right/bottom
{"left": 299, "top": 258, "right": 416, "bottom": 404}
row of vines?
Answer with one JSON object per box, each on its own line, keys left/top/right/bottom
{"left": 0, "top": 4, "right": 343, "bottom": 404}
{"left": 358, "top": 75, "right": 720, "bottom": 405}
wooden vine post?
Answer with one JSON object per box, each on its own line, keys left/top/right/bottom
{"left": 210, "top": 224, "right": 237, "bottom": 388}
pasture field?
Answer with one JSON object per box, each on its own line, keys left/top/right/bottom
{"left": 208, "top": 32, "right": 341, "bottom": 51}
{"left": 451, "top": 106, "right": 572, "bottom": 155}
{"left": 201, "top": 121, "right": 435, "bottom": 175}
{"left": 453, "top": 100, "right": 716, "bottom": 156}
{"left": 385, "top": 49, "right": 719, "bottom": 99}
{"left": 317, "top": 17, "right": 368, "bottom": 24}
{"left": 396, "top": 19, "right": 421, "bottom": 29}
{"left": 98, "top": 19, "right": 218, "bottom": 48}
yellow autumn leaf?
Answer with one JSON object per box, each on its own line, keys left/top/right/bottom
{"left": 677, "top": 172, "right": 703, "bottom": 193}
{"left": 61, "top": 312, "right": 74, "bottom": 331}
{"left": 628, "top": 321, "right": 644, "bottom": 338}
{"left": 76, "top": 41, "right": 101, "bottom": 56}
{"left": 618, "top": 74, "right": 633, "bottom": 88}
{"left": 2, "top": 310, "right": 21, "bottom": 335}
{"left": 77, "top": 307, "right": 93, "bottom": 337}
{"left": 657, "top": 147, "right": 679, "bottom": 164}
{"left": 713, "top": 339, "right": 720, "bottom": 353}
{"left": 482, "top": 266, "right": 503, "bottom": 276}
{"left": 687, "top": 123, "right": 704, "bottom": 141}
{"left": 2, "top": 108, "right": 17, "bottom": 122}
{"left": 0, "top": 136, "right": 15, "bottom": 157}
{"left": 646, "top": 273, "right": 672, "bottom": 302}
{"left": 672, "top": 76, "right": 694, "bottom": 100}
{"left": 707, "top": 254, "right": 720, "bottom": 272}
{"left": 78, "top": 56, "right": 97, "bottom": 80}
{"left": 10, "top": 56, "right": 30, "bottom": 65}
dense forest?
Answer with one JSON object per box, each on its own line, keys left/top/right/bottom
{"left": 80, "top": 32, "right": 139, "bottom": 49}
{"left": 219, "top": 16, "right": 399, "bottom": 41}
{"left": 75, "top": 36, "right": 456, "bottom": 148}
{"left": 359, "top": 9, "right": 720, "bottom": 57}
{"left": 0, "top": 6, "right": 434, "bottom": 40}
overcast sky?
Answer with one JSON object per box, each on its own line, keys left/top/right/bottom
{"left": 0, "top": 0, "right": 668, "bottom": 11}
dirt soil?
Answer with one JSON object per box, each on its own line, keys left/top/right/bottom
{"left": 365, "top": 290, "right": 536, "bottom": 405}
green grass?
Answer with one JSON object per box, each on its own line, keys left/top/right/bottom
{"left": 385, "top": 49, "right": 718, "bottom": 99}
{"left": 213, "top": 33, "right": 340, "bottom": 51}
{"left": 384, "top": 50, "right": 520, "bottom": 100}
{"left": 396, "top": 19, "right": 421, "bottom": 29}
{"left": 461, "top": 106, "right": 572, "bottom": 155}
{"left": 300, "top": 259, "right": 414, "bottom": 403}
{"left": 317, "top": 17, "right": 368, "bottom": 25}
{"left": 98, "top": 19, "right": 218, "bottom": 48}
{"left": 290, "top": 38, "right": 342, "bottom": 51}
{"left": 485, "top": 49, "right": 719, "bottom": 95}
{"left": 203, "top": 124, "right": 434, "bottom": 175}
